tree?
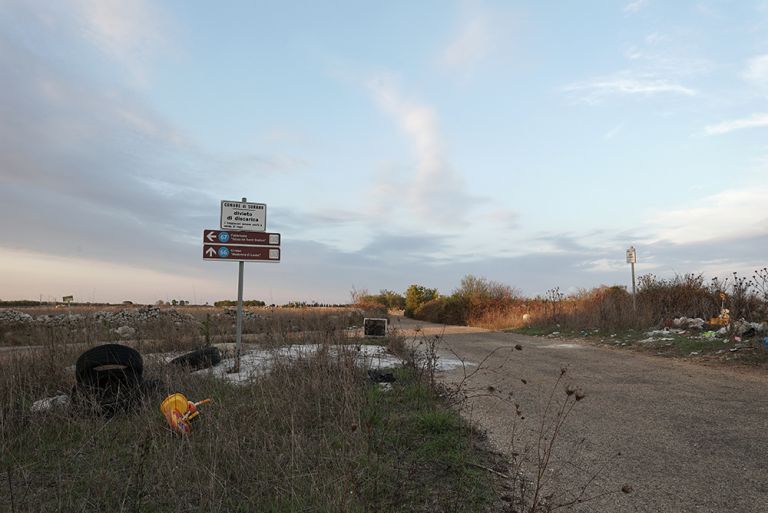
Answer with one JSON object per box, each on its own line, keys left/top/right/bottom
{"left": 404, "top": 284, "right": 438, "bottom": 317}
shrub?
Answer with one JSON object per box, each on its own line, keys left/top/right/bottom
{"left": 404, "top": 285, "right": 438, "bottom": 318}
{"left": 413, "top": 296, "right": 470, "bottom": 325}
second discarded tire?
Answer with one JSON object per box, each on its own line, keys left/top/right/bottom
{"left": 169, "top": 346, "right": 222, "bottom": 371}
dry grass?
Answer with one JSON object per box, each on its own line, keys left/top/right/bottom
{"left": 0, "top": 312, "right": 500, "bottom": 513}
{"left": 469, "top": 273, "right": 768, "bottom": 333}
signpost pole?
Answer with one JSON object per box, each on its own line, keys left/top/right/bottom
{"left": 234, "top": 197, "right": 247, "bottom": 373}
{"left": 627, "top": 246, "right": 637, "bottom": 314}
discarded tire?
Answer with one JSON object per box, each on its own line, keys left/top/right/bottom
{"left": 368, "top": 369, "right": 396, "bottom": 383}
{"left": 75, "top": 344, "right": 143, "bottom": 388}
{"left": 169, "top": 346, "right": 222, "bottom": 371}
{"left": 73, "top": 344, "right": 145, "bottom": 415}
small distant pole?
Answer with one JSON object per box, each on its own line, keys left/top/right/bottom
{"left": 234, "top": 197, "right": 246, "bottom": 373}
{"left": 626, "top": 246, "right": 637, "bottom": 312}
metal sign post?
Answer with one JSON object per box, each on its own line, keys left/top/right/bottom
{"left": 233, "top": 197, "right": 247, "bottom": 373}
{"left": 203, "top": 197, "right": 280, "bottom": 374}
{"left": 626, "top": 246, "right": 637, "bottom": 313}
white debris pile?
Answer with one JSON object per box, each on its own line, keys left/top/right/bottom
{"left": 30, "top": 394, "right": 71, "bottom": 413}
{"left": 638, "top": 328, "right": 681, "bottom": 344}
{"left": 195, "top": 344, "right": 473, "bottom": 384}
{"left": 672, "top": 317, "right": 706, "bottom": 330}
{"left": 731, "top": 320, "right": 767, "bottom": 336}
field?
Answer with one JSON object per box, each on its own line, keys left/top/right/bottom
{"left": 0, "top": 305, "right": 507, "bottom": 513}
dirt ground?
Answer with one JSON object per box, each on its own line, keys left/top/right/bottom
{"left": 393, "top": 315, "right": 768, "bottom": 513}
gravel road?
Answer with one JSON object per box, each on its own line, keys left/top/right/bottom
{"left": 392, "top": 316, "right": 768, "bottom": 513}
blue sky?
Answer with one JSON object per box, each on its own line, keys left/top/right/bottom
{"left": 1, "top": 0, "right": 767, "bottom": 304}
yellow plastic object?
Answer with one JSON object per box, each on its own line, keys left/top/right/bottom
{"left": 160, "top": 393, "right": 211, "bottom": 435}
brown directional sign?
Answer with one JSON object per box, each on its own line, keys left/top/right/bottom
{"left": 203, "top": 244, "right": 280, "bottom": 262}
{"left": 203, "top": 229, "right": 280, "bottom": 246}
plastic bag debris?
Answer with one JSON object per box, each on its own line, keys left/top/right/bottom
{"left": 31, "top": 394, "right": 71, "bottom": 413}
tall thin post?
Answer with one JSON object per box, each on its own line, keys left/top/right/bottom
{"left": 626, "top": 246, "right": 637, "bottom": 314}
{"left": 234, "top": 196, "right": 246, "bottom": 373}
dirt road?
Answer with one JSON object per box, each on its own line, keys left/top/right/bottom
{"left": 391, "top": 316, "right": 768, "bottom": 513}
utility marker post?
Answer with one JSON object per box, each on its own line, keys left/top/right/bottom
{"left": 626, "top": 246, "right": 637, "bottom": 313}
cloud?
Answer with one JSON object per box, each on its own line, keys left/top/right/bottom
{"left": 744, "top": 54, "right": 768, "bottom": 87}
{"left": 647, "top": 186, "right": 768, "bottom": 245}
{"left": 440, "top": 15, "right": 492, "bottom": 72}
{"left": 4, "top": 0, "right": 165, "bottom": 83}
{"left": 564, "top": 72, "right": 696, "bottom": 104}
{"left": 624, "top": 0, "right": 649, "bottom": 13}
{"left": 704, "top": 113, "right": 768, "bottom": 135}
{"left": 0, "top": 14, "right": 307, "bottom": 276}
{"left": 366, "top": 75, "right": 481, "bottom": 224}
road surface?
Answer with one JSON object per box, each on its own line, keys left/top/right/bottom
{"left": 391, "top": 316, "right": 768, "bottom": 513}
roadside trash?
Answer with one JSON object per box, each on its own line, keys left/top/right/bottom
{"left": 363, "top": 318, "right": 388, "bottom": 337}
{"left": 673, "top": 317, "right": 705, "bottom": 330}
{"left": 160, "top": 393, "right": 212, "bottom": 435}
{"left": 368, "top": 369, "right": 396, "bottom": 383}
{"left": 702, "top": 331, "right": 716, "bottom": 338}
{"left": 31, "top": 394, "right": 71, "bottom": 413}
{"left": 170, "top": 346, "right": 222, "bottom": 370}
{"left": 73, "top": 344, "right": 145, "bottom": 415}
{"left": 763, "top": 336, "right": 768, "bottom": 350}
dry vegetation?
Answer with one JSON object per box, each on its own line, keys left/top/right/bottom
{"left": 405, "top": 271, "right": 768, "bottom": 332}
{"left": 0, "top": 308, "right": 504, "bottom": 513}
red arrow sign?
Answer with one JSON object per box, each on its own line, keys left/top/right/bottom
{"left": 203, "top": 229, "right": 280, "bottom": 246}
{"left": 203, "top": 244, "right": 280, "bottom": 262}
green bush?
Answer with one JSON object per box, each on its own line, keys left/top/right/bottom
{"left": 404, "top": 285, "right": 438, "bottom": 318}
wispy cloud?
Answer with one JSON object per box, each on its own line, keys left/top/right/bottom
{"left": 704, "top": 113, "right": 768, "bottom": 135}
{"left": 440, "top": 15, "right": 492, "bottom": 72}
{"left": 6, "top": 0, "right": 166, "bottom": 83}
{"left": 744, "top": 54, "right": 768, "bottom": 87}
{"left": 647, "top": 186, "right": 768, "bottom": 244}
{"left": 366, "top": 75, "right": 481, "bottom": 224}
{"left": 624, "top": 0, "right": 649, "bottom": 13}
{"left": 564, "top": 72, "right": 696, "bottom": 104}
{"left": 603, "top": 122, "right": 625, "bottom": 140}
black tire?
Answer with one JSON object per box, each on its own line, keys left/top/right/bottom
{"left": 169, "top": 346, "right": 222, "bottom": 370}
{"left": 75, "top": 344, "right": 143, "bottom": 388}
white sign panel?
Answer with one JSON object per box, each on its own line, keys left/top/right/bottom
{"left": 220, "top": 200, "right": 266, "bottom": 231}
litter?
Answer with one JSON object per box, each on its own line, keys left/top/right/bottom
{"left": 672, "top": 317, "right": 705, "bottom": 330}
{"left": 160, "top": 393, "right": 212, "bottom": 435}
{"left": 31, "top": 394, "right": 71, "bottom": 413}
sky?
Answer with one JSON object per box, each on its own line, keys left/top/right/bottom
{"left": 1, "top": 0, "right": 767, "bottom": 305}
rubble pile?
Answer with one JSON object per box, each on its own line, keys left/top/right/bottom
{"left": 95, "top": 306, "right": 197, "bottom": 327}
{"left": 0, "top": 310, "right": 33, "bottom": 325}
{"left": 216, "top": 308, "right": 264, "bottom": 322}
{"left": 0, "top": 306, "right": 199, "bottom": 331}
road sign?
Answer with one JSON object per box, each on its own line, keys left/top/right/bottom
{"left": 203, "top": 229, "right": 280, "bottom": 246}
{"left": 626, "top": 246, "right": 637, "bottom": 264}
{"left": 203, "top": 244, "right": 280, "bottom": 262}
{"left": 220, "top": 200, "right": 266, "bottom": 231}
{"left": 62, "top": 295, "right": 73, "bottom": 303}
